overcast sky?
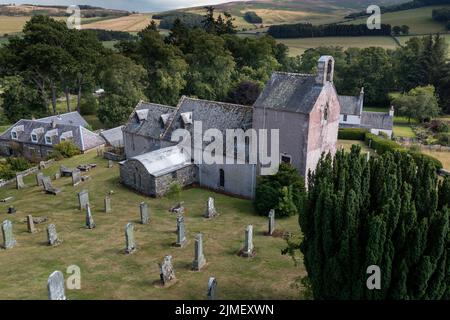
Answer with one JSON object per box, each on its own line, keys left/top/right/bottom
{"left": 1, "top": 1, "right": 242, "bottom": 12}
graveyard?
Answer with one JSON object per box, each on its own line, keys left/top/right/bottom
{"left": 0, "top": 151, "right": 303, "bottom": 300}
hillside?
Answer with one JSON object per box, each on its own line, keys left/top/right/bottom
{"left": 0, "top": 4, "right": 130, "bottom": 17}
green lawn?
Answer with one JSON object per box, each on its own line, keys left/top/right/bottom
{"left": 0, "top": 152, "right": 304, "bottom": 300}
{"left": 337, "top": 139, "right": 372, "bottom": 153}
{"left": 344, "top": 5, "right": 450, "bottom": 35}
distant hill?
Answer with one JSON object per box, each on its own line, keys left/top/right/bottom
{"left": 0, "top": 4, "right": 130, "bottom": 18}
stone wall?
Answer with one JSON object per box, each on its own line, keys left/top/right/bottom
{"left": 103, "top": 151, "right": 126, "bottom": 162}
{"left": 154, "top": 165, "right": 198, "bottom": 197}
{"left": 0, "top": 159, "right": 55, "bottom": 188}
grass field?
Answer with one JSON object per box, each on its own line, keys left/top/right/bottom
{"left": 337, "top": 139, "right": 371, "bottom": 153}
{"left": 344, "top": 6, "right": 450, "bottom": 35}
{"left": 0, "top": 16, "right": 30, "bottom": 36}
{"left": 82, "top": 14, "right": 153, "bottom": 32}
{"left": 278, "top": 36, "right": 399, "bottom": 57}
{"left": 0, "top": 152, "right": 304, "bottom": 300}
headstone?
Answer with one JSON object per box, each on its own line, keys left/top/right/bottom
{"left": 77, "top": 190, "right": 89, "bottom": 210}
{"left": 16, "top": 174, "right": 25, "bottom": 189}
{"left": 204, "top": 197, "right": 218, "bottom": 219}
{"left": 140, "top": 202, "right": 149, "bottom": 224}
{"left": 159, "top": 255, "right": 176, "bottom": 286}
{"left": 125, "top": 223, "right": 136, "bottom": 254}
{"left": 72, "top": 169, "right": 81, "bottom": 186}
{"left": 81, "top": 175, "right": 91, "bottom": 182}
{"left": 0, "top": 196, "right": 14, "bottom": 203}
{"left": 175, "top": 215, "right": 187, "bottom": 247}
{"left": 7, "top": 206, "right": 16, "bottom": 214}
{"left": 108, "top": 160, "right": 113, "bottom": 168}
{"left": 27, "top": 215, "right": 37, "bottom": 233}
{"left": 54, "top": 172, "right": 61, "bottom": 180}
{"left": 47, "top": 224, "right": 61, "bottom": 246}
{"left": 42, "top": 177, "right": 61, "bottom": 195}
{"left": 47, "top": 271, "right": 66, "bottom": 300}
{"left": 268, "top": 209, "right": 275, "bottom": 236}
{"left": 192, "top": 233, "right": 206, "bottom": 271}
{"left": 85, "top": 205, "right": 96, "bottom": 229}
{"left": 1, "top": 220, "right": 16, "bottom": 249}
{"left": 240, "top": 225, "right": 254, "bottom": 257}
{"left": 207, "top": 277, "right": 217, "bottom": 300}
{"left": 60, "top": 166, "right": 73, "bottom": 177}
{"left": 169, "top": 202, "right": 185, "bottom": 215}
{"left": 36, "top": 172, "right": 44, "bottom": 187}
{"left": 104, "top": 196, "right": 112, "bottom": 213}
{"left": 39, "top": 161, "right": 46, "bottom": 170}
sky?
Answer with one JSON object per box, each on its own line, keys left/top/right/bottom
{"left": 1, "top": 0, "right": 243, "bottom": 12}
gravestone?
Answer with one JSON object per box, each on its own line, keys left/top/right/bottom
{"left": 42, "top": 177, "right": 61, "bottom": 195}
{"left": 159, "top": 255, "right": 176, "bottom": 286}
{"left": 104, "top": 196, "right": 112, "bottom": 213}
{"left": 39, "top": 161, "right": 46, "bottom": 170}
{"left": 36, "top": 172, "right": 44, "bottom": 187}
{"left": 47, "top": 271, "right": 66, "bottom": 300}
{"left": 108, "top": 160, "right": 113, "bottom": 168}
{"left": 240, "top": 225, "right": 254, "bottom": 257}
{"left": 125, "top": 223, "right": 136, "bottom": 254}
{"left": 175, "top": 215, "right": 187, "bottom": 247}
{"left": 207, "top": 277, "right": 217, "bottom": 300}
{"left": 27, "top": 215, "right": 37, "bottom": 233}
{"left": 192, "top": 233, "right": 206, "bottom": 271}
{"left": 77, "top": 190, "right": 89, "bottom": 210}
{"left": 1, "top": 220, "right": 16, "bottom": 249}
{"left": 204, "top": 197, "right": 218, "bottom": 219}
{"left": 54, "top": 172, "right": 61, "bottom": 180}
{"left": 140, "top": 202, "right": 149, "bottom": 224}
{"left": 47, "top": 224, "right": 61, "bottom": 246}
{"left": 268, "top": 209, "right": 275, "bottom": 236}
{"left": 16, "top": 174, "right": 25, "bottom": 189}
{"left": 72, "top": 169, "right": 81, "bottom": 186}
{"left": 169, "top": 202, "right": 185, "bottom": 215}
{"left": 85, "top": 205, "right": 96, "bottom": 229}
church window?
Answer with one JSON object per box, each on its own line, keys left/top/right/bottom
{"left": 219, "top": 169, "right": 225, "bottom": 188}
{"left": 326, "top": 60, "right": 333, "bottom": 82}
{"left": 324, "top": 104, "right": 329, "bottom": 121}
{"left": 343, "top": 114, "right": 347, "bottom": 122}
{"left": 281, "top": 154, "right": 292, "bottom": 164}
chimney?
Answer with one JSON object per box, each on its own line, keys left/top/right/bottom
{"left": 51, "top": 119, "right": 57, "bottom": 129}
{"left": 389, "top": 106, "right": 395, "bottom": 117}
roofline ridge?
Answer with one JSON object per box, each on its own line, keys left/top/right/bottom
{"left": 182, "top": 96, "right": 253, "bottom": 109}
{"left": 272, "top": 71, "right": 314, "bottom": 77}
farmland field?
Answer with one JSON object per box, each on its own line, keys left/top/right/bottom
{"left": 344, "top": 6, "right": 450, "bottom": 35}
{"left": 82, "top": 14, "right": 153, "bottom": 32}
{"left": 0, "top": 16, "right": 30, "bottom": 36}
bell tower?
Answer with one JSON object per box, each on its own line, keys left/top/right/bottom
{"left": 315, "top": 56, "right": 335, "bottom": 85}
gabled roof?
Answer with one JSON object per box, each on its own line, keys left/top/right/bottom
{"left": 129, "top": 146, "right": 192, "bottom": 177}
{"left": 361, "top": 112, "right": 393, "bottom": 130}
{"left": 161, "top": 96, "right": 253, "bottom": 140}
{"left": 253, "top": 72, "right": 324, "bottom": 114}
{"left": 123, "top": 101, "right": 176, "bottom": 140}
{"left": 338, "top": 95, "right": 362, "bottom": 116}
{"left": 100, "top": 126, "right": 124, "bottom": 148}
{"left": 37, "top": 111, "right": 89, "bottom": 128}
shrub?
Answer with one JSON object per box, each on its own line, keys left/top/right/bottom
{"left": 167, "top": 181, "right": 182, "bottom": 201}
{"left": 52, "top": 141, "right": 81, "bottom": 158}
{"left": 80, "top": 94, "right": 98, "bottom": 116}
{"left": 6, "top": 157, "right": 31, "bottom": 172}
{"left": 364, "top": 133, "right": 404, "bottom": 154}
{"left": 0, "top": 165, "right": 15, "bottom": 180}
{"left": 338, "top": 128, "right": 367, "bottom": 141}
{"left": 408, "top": 151, "right": 443, "bottom": 171}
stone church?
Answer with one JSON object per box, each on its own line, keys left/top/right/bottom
{"left": 120, "top": 56, "right": 341, "bottom": 199}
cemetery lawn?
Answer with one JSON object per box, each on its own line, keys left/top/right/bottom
{"left": 0, "top": 152, "right": 304, "bottom": 300}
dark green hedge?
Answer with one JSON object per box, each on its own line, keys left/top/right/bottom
{"left": 409, "top": 151, "right": 443, "bottom": 170}
{"left": 338, "top": 128, "right": 368, "bottom": 141}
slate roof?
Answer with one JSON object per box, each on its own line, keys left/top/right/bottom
{"left": 253, "top": 72, "right": 323, "bottom": 114}
{"left": 360, "top": 112, "right": 394, "bottom": 130}
{"left": 338, "top": 95, "right": 362, "bottom": 116}
{"left": 161, "top": 96, "right": 253, "bottom": 140}
{"left": 123, "top": 101, "right": 177, "bottom": 140}
{"left": 129, "top": 146, "right": 192, "bottom": 177}
{"left": 37, "top": 111, "right": 89, "bottom": 127}
{"left": 100, "top": 126, "right": 124, "bottom": 148}
{"left": 0, "top": 119, "right": 105, "bottom": 151}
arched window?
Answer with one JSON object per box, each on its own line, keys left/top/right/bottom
{"left": 326, "top": 60, "right": 333, "bottom": 82}
{"left": 219, "top": 169, "right": 225, "bottom": 188}
{"left": 324, "top": 104, "right": 329, "bottom": 121}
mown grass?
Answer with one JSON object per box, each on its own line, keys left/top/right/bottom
{"left": 0, "top": 152, "right": 304, "bottom": 300}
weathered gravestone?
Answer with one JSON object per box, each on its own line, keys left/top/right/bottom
{"left": 54, "top": 172, "right": 61, "bottom": 180}
{"left": 207, "top": 277, "right": 217, "bottom": 300}
{"left": 85, "top": 205, "right": 96, "bottom": 229}
{"left": 42, "top": 177, "right": 61, "bottom": 195}
{"left": 1, "top": 220, "right": 16, "bottom": 249}
{"left": 192, "top": 233, "right": 206, "bottom": 271}
{"left": 72, "top": 169, "right": 81, "bottom": 186}
{"left": 47, "top": 224, "right": 61, "bottom": 246}
{"left": 36, "top": 172, "right": 44, "bottom": 187}
{"left": 108, "top": 160, "right": 113, "bottom": 168}
{"left": 16, "top": 174, "right": 25, "bottom": 189}
{"left": 47, "top": 271, "right": 66, "bottom": 300}
{"left": 77, "top": 190, "right": 89, "bottom": 210}
{"left": 268, "top": 209, "right": 275, "bottom": 236}
{"left": 159, "top": 255, "right": 176, "bottom": 286}
{"left": 27, "top": 215, "right": 37, "bottom": 233}
{"left": 140, "top": 202, "right": 149, "bottom": 224}
{"left": 104, "top": 196, "right": 112, "bottom": 213}
{"left": 60, "top": 166, "right": 73, "bottom": 177}
{"left": 239, "top": 225, "right": 255, "bottom": 257}
{"left": 125, "top": 223, "right": 136, "bottom": 254}
{"left": 175, "top": 215, "right": 187, "bottom": 247}
{"left": 204, "top": 197, "right": 218, "bottom": 219}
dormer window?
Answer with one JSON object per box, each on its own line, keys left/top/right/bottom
{"left": 136, "top": 109, "right": 149, "bottom": 122}
{"left": 181, "top": 112, "right": 193, "bottom": 125}
{"left": 44, "top": 129, "right": 58, "bottom": 145}
{"left": 31, "top": 134, "right": 38, "bottom": 142}
{"left": 31, "top": 127, "right": 44, "bottom": 143}
{"left": 45, "top": 136, "right": 52, "bottom": 144}
{"left": 11, "top": 125, "right": 24, "bottom": 140}
{"left": 60, "top": 131, "right": 73, "bottom": 142}
{"left": 11, "top": 131, "right": 18, "bottom": 140}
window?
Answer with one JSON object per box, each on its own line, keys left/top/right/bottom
{"left": 31, "top": 134, "right": 38, "bottom": 142}
{"left": 60, "top": 138, "right": 66, "bottom": 142}
{"left": 281, "top": 154, "right": 292, "bottom": 164}
{"left": 11, "top": 132, "right": 17, "bottom": 140}
{"left": 324, "top": 104, "right": 329, "bottom": 121}
{"left": 45, "top": 136, "right": 52, "bottom": 144}
{"left": 219, "top": 169, "right": 225, "bottom": 188}
{"left": 343, "top": 114, "right": 348, "bottom": 122}
{"left": 326, "top": 60, "right": 333, "bottom": 82}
